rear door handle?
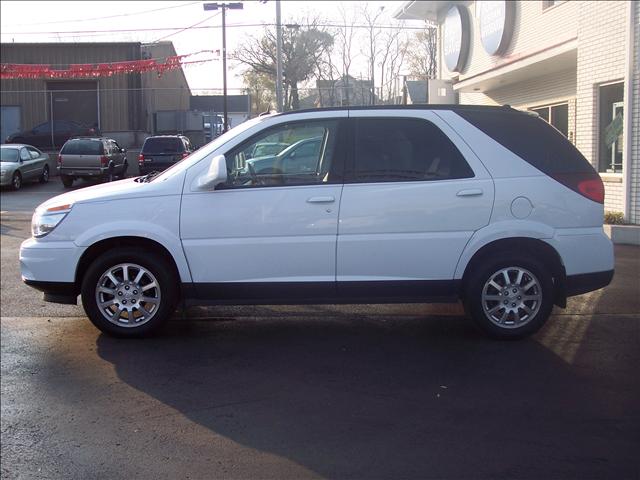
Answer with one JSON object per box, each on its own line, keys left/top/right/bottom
{"left": 456, "top": 189, "right": 483, "bottom": 197}
{"left": 307, "top": 196, "right": 335, "bottom": 203}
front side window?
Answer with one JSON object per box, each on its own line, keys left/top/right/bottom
{"left": 351, "top": 117, "right": 474, "bottom": 183}
{"left": 32, "top": 122, "right": 51, "bottom": 134}
{"left": 224, "top": 119, "right": 342, "bottom": 188}
{"left": 20, "top": 148, "right": 31, "bottom": 161}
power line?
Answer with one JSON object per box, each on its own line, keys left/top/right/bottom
{"left": 10, "top": 1, "right": 201, "bottom": 27}
{"left": 150, "top": 11, "right": 221, "bottom": 43}
{"left": 1, "top": 22, "right": 427, "bottom": 36}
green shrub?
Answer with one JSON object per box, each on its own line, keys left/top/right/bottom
{"left": 604, "top": 211, "right": 625, "bottom": 225}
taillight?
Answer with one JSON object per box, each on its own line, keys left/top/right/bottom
{"left": 57, "top": 154, "right": 62, "bottom": 166}
{"left": 100, "top": 155, "right": 108, "bottom": 167}
{"left": 138, "top": 153, "right": 145, "bottom": 165}
{"left": 550, "top": 172, "right": 605, "bottom": 204}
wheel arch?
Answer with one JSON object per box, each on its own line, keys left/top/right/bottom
{"left": 460, "top": 237, "right": 567, "bottom": 307}
{"left": 75, "top": 236, "right": 183, "bottom": 298}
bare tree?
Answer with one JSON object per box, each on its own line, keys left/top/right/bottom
{"left": 360, "top": 4, "right": 386, "bottom": 105}
{"left": 407, "top": 25, "right": 437, "bottom": 79}
{"left": 233, "top": 18, "right": 333, "bottom": 110}
{"left": 335, "top": 5, "right": 357, "bottom": 106}
{"left": 378, "top": 25, "right": 408, "bottom": 104}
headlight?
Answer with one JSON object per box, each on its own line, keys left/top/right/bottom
{"left": 32, "top": 203, "right": 73, "bottom": 238}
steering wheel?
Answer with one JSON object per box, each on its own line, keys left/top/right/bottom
{"left": 247, "top": 162, "right": 261, "bottom": 186}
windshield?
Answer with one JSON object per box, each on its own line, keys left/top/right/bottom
{"left": 143, "top": 137, "right": 184, "bottom": 154}
{"left": 150, "top": 116, "right": 269, "bottom": 182}
{"left": 0, "top": 148, "right": 20, "bottom": 162}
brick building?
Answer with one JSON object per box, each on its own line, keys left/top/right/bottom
{"left": 394, "top": 1, "right": 639, "bottom": 224}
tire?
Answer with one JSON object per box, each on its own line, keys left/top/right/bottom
{"left": 61, "top": 174, "right": 74, "bottom": 188}
{"left": 11, "top": 171, "right": 22, "bottom": 190}
{"left": 39, "top": 165, "right": 49, "bottom": 183}
{"left": 119, "top": 161, "right": 128, "bottom": 179}
{"left": 464, "top": 252, "right": 554, "bottom": 339}
{"left": 80, "top": 247, "right": 179, "bottom": 338}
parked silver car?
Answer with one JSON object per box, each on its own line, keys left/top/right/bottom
{"left": 0, "top": 144, "right": 50, "bottom": 190}
{"left": 58, "top": 137, "right": 127, "bottom": 188}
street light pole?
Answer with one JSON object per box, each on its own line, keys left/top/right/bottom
{"left": 275, "top": 0, "right": 284, "bottom": 112}
{"left": 203, "top": 2, "right": 243, "bottom": 132}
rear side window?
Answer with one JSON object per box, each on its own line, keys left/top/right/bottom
{"left": 457, "top": 110, "right": 595, "bottom": 174}
{"left": 143, "top": 137, "right": 184, "bottom": 154}
{"left": 60, "top": 139, "right": 103, "bottom": 155}
{"left": 351, "top": 118, "right": 474, "bottom": 183}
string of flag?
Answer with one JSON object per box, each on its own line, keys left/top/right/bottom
{"left": 0, "top": 49, "right": 220, "bottom": 79}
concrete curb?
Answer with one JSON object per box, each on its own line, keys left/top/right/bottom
{"left": 604, "top": 224, "right": 640, "bottom": 246}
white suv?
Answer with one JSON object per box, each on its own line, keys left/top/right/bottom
{"left": 20, "top": 106, "right": 614, "bottom": 339}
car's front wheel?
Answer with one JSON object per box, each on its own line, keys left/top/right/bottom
{"left": 81, "top": 248, "right": 179, "bottom": 337}
{"left": 464, "top": 252, "right": 554, "bottom": 339}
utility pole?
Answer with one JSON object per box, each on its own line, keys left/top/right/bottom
{"left": 275, "top": 0, "right": 284, "bottom": 112}
{"left": 203, "top": 2, "right": 243, "bottom": 132}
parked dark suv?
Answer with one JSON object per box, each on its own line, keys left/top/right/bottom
{"left": 138, "top": 135, "right": 193, "bottom": 175}
{"left": 6, "top": 120, "right": 99, "bottom": 149}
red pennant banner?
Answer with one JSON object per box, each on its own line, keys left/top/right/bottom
{"left": 0, "top": 50, "right": 219, "bottom": 79}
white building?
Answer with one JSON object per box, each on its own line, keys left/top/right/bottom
{"left": 394, "top": 1, "right": 639, "bottom": 224}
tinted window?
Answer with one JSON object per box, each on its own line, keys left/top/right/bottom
{"left": 143, "top": 137, "right": 184, "bottom": 154}
{"left": 0, "top": 148, "right": 19, "bottom": 162}
{"left": 32, "top": 122, "right": 51, "bottom": 134}
{"left": 225, "top": 119, "right": 342, "bottom": 188}
{"left": 457, "top": 110, "right": 595, "bottom": 174}
{"left": 352, "top": 118, "right": 474, "bottom": 183}
{"left": 61, "top": 139, "right": 104, "bottom": 155}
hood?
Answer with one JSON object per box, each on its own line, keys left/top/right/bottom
{"left": 38, "top": 176, "right": 176, "bottom": 211}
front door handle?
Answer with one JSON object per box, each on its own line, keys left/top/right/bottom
{"left": 456, "top": 189, "right": 483, "bottom": 197}
{"left": 307, "top": 196, "right": 335, "bottom": 203}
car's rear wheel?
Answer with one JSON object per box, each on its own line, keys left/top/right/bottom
{"left": 11, "top": 171, "right": 22, "bottom": 190}
{"left": 61, "top": 174, "right": 74, "bottom": 188}
{"left": 39, "top": 165, "right": 49, "bottom": 183}
{"left": 464, "top": 252, "right": 554, "bottom": 339}
{"left": 80, "top": 248, "right": 179, "bottom": 337}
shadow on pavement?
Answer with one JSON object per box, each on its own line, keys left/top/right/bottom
{"left": 95, "top": 305, "right": 639, "bottom": 479}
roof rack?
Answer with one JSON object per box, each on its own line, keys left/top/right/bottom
{"left": 274, "top": 104, "right": 518, "bottom": 117}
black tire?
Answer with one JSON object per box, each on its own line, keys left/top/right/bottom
{"left": 11, "top": 171, "right": 22, "bottom": 190}
{"left": 119, "top": 161, "right": 128, "bottom": 179}
{"left": 39, "top": 165, "right": 49, "bottom": 183}
{"left": 61, "top": 174, "right": 74, "bottom": 188}
{"left": 80, "top": 247, "right": 179, "bottom": 338}
{"left": 464, "top": 251, "right": 554, "bottom": 340}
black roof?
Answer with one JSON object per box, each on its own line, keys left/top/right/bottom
{"left": 274, "top": 104, "right": 521, "bottom": 117}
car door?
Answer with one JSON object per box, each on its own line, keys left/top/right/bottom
{"left": 18, "top": 147, "right": 37, "bottom": 180}
{"left": 30, "top": 122, "right": 53, "bottom": 149}
{"left": 26, "top": 146, "right": 46, "bottom": 176}
{"left": 336, "top": 111, "right": 494, "bottom": 300}
{"left": 180, "top": 116, "right": 348, "bottom": 302}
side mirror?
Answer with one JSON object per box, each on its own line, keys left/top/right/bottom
{"left": 197, "top": 154, "right": 227, "bottom": 190}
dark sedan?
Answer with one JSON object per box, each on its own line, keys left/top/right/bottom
{"left": 5, "top": 120, "right": 99, "bottom": 150}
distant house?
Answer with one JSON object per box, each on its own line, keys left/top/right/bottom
{"left": 300, "top": 75, "right": 377, "bottom": 109}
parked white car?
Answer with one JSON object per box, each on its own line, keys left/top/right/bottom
{"left": 20, "top": 106, "right": 614, "bottom": 338}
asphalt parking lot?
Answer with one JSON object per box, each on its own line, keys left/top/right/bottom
{"left": 1, "top": 181, "right": 639, "bottom": 479}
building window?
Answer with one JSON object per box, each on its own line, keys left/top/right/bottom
{"left": 598, "top": 82, "right": 624, "bottom": 174}
{"left": 531, "top": 103, "right": 569, "bottom": 138}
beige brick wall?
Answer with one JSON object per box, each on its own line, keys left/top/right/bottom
{"left": 575, "top": 1, "right": 628, "bottom": 214}
{"left": 439, "top": 1, "right": 580, "bottom": 81}
{"left": 630, "top": 1, "right": 640, "bottom": 224}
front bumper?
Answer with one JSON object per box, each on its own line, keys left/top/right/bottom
{"left": 20, "top": 238, "right": 83, "bottom": 304}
